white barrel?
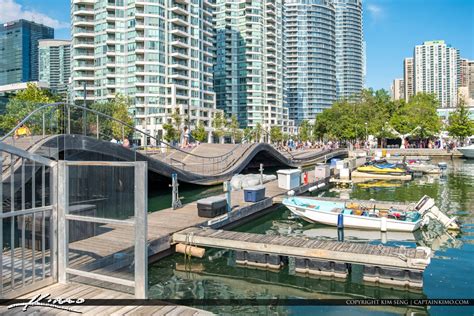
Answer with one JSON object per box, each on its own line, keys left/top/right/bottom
{"left": 380, "top": 216, "right": 387, "bottom": 232}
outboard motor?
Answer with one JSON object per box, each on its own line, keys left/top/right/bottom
{"left": 416, "top": 195, "right": 460, "bottom": 231}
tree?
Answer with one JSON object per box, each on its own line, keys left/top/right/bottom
{"left": 270, "top": 126, "right": 283, "bottom": 143}
{"left": 192, "top": 121, "right": 208, "bottom": 142}
{"left": 212, "top": 112, "right": 226, "bottom": 143}
{"left": 391, "top": 93, "right": 441, "bottom": 139}
{"left": 298, "top": 120, "right": 312, "bottom": 141}
{"left": 447, "top": 99, "right": 474, "bottom": 144}
{"left": 0, "top": 83, "right": 57, "bottom": 133}
{"left": 163, "top": 123, "right": 179, "bottom": 143}
{"left": 90, "top": 94, "right": 133, "bottom": 140}
{"left": 243, "top": 127, "right": 253, "bottom": 142}
{"left": 227, "top": 115, "right": 239, "bottom": 143}
{"left": 254, "top": 123, "right": 262, "bottom": 142}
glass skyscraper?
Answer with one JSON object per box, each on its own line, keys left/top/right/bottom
{"left": 333, "top": 0, "right": 363, "bottom": 99}
{"left": 0, "top": 19, "right": 54, "bottom": 85}
{"left": 214, "top": 0, "right": 284, "bottom": 129}
{"left": 39, "top": 40, "right": 71, "bottom": 99}
{"left": 285, "top": 0, "right": 336, "bottom": 124}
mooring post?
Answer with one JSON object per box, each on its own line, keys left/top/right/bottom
{"left": 170, "top": 173, "right": 182, "bottom": 210}
{"left": 259, "top": 163, "right": 264, "bottom": 185}
{"left": 226, "top": 180, "right": 232, "bottom": 212}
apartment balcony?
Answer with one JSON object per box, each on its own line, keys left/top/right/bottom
{"left": 170, "top": 3, "right": 188, "bottom": 15}
{"left": 171, "top": 38, "right": 189, "bottom": 49}
{"left": 73, "top": 16, "right": 94, "bottom": 26}
{"left": 73, "top": 8, "right": 94, "bottom": 16}
{"left": 170, "top": 70, "right": 189, "bottom": 80}
{"left": 170, "top": 26, "right": 188, "bottom": 37}
{"left": 173, "top": 0, "right": 190, "bottom": 4}
{"left": 170, "top": 48, "right": 188, "bottom": 59}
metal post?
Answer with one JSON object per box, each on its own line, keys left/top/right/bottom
{"left": 134, "top": 161, "right": 148, "bottom": 299}
{"left": 67, "top": 105, "right": 71, "bottom": 135}
{"left": 82, "top": 82, "right": 87, "bottom": 135}
{"left": 42, "top": 112, "right": 45, "bottom": 138}
{"left": 226, "top": 180, "right": 232, "bottom": 213}
{"left": 259, "top": 163, "right": 264, "bottom": 185}
{"left": 170, "top": 173, "right": 182, "bottom": 210}
{"left": 96, "top": 115, "right": 99, "bottom": 139}
{"left": 57, "top": 161, "right": 68, "bottom": 284}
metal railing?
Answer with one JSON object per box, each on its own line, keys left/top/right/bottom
{"left": 0, "top": 141, "right": 57, "bottom": 298}
{"left": 1, "top": 102, "right": 345, "bottom": 176}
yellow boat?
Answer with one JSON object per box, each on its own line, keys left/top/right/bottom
{"left": 357, "top": 180, "right": 402, "bottom": 189}
{"left": 357, "top": 164, "right": 407, "bottom": 175}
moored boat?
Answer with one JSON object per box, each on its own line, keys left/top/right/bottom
{"left": 458, "top": 144, "right": 474, "bottom": 159}
{"left": 357, "top": 160, "right": 409, "bottom": 175}
{"left": 282, "top": 196, "right": 459, "bottom": 232}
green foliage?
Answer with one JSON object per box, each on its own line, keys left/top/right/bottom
{"left": 254, "top": 123, "right": 262, "bottom": 142}
{"left": 390, "top": 93, "right": 441, "bottom": 138}
{"left": 163, "top": 123, "right": 179, "bottom": 142}
{"left": 243, "top": 127, "right": 253, "bottom": 142}
{"left": 171, "top": 110, "right": 182, "bottom": 130}
{"left": 313, "top": 89, "right": 442, "bottom": 141}
{"left": 298, "top": 120, "right": 312, "bottom": 141}
{"left": 192, "top": 121, "right": 208, "bottom": 142}
{"left": 0, "top": 83, "right": 57, "bottom": 133}
{"left": 447, "top": 99, "right": 474, "bottom": 142}
{"left": 212, "top": 112, "right": 226, "bottom": 139}
{"left": 90, "top": 94, "right": 133, "bottom": 140}
{"left": 227, "top": 115, "right": 239, "bottom": 143}
{"left": 270, "top": 126, "right": 283, "bottom": 143}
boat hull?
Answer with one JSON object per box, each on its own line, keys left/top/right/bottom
{"left": 458, "top": 147, "right": 474, "bottom": 159}
{"left": 284, "top": 203, "right": 422, "bottom": 232}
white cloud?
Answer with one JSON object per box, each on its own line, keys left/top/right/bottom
{"left": 367, "top": 4, "right": 384, "bottom": 19}
{"left": 0, "top": 0, "right": 69, "bottom": 29}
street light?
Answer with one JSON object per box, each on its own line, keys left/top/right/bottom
{"left": 365, "top": 122, "right": 368, "bottom": 142}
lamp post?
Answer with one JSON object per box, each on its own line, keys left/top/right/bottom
{"left": 365, "top": 122, "right": 368, "bottom": 142}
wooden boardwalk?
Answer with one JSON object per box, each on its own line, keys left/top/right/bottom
{"left": 1, "top": 282, "right": 212, "bottom": 315}
{"left": 172, "top": 227, "right": 432, "bottom": 271}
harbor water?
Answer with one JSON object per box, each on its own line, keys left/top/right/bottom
{"left": 147, "top": 159, "right": 474, "bottom": 315}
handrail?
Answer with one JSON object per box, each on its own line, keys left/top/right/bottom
{"left": 0, "top": 102, "right": 239, "bottom": 162}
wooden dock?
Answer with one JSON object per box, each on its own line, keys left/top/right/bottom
{"left": 172, "top": 227, "right": 431, "bottom": 271}
{"left": 172, "top": 227, "right": 431, "bottom": 288}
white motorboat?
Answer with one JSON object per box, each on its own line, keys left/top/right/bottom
{"left": 458, "top": 144, "right": 474, "bottom": 159}
{"left": 282, "top": 196, "right": 459, "bottom": 232}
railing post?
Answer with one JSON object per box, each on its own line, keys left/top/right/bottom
{"left": 226, "top": 180, "right": 232, "bottom": 213}
{"left": 96, "top": 115, "right": 99, "bottom": 139}
{"left": 42, "top": 112, "right": 45, "bottom": 138}
{"left": 67, "top": 105, "right": 71, "bottom": 135}
{"left": 57, "top": 161, "right": 68, "bottom": 284}
{"left": 259, "top": 163, "right": 264, "bottom": 185}
{"left": 134, "top": 161, "right": 148, "bottom": 299}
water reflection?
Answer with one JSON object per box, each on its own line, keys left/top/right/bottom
{"left": 148, "top": 159, "right": 474, "bottom": 315}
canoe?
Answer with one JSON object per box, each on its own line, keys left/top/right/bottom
{"left": 282, "top": 197, "right": 425, "bottom": 232}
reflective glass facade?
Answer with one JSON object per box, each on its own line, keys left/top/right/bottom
{"left": 39, "top": 40, "right": 71, "bottom": 98}
{"left": 0, "top": 19, "right": 54, "bottom": 85}
{"left": 334, "top": 0, "right": 363, "bottom": 99}
{"left": 285, "top": 0, "right": 336, "bottom": 124}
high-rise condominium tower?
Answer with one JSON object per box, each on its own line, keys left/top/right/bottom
{"left": 391, "top": 78, "right": 404, "bottom": 101}
{"left": 403, "top": 57, "right": 414, "bottom": 102}
{"left": 414, "top": 40, "right": 460, "bottom": 108}
{"left": 0, "top": 19, "right": 54, "bottom": 85}
{"left": 333, "top": 0, "right": 364, "bottom": 99}
{"left": 71, "top": 0, "right": 217, "bottom": 141}
{"left": 214, "top": 0, "right": 284, "bottom": 128}
{"left": 284, "top": 0, "right": 336, "bottom": 124}
{"left": 38, "top": 40, "right": 71, "bottom": 98}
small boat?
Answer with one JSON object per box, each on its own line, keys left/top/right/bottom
{"left": 357, "top": 160, "right": 409, "bottom": 175}
{"left": 356, "top": 180, "right": 402, "bottom": 189}
{"left": 283, "top": 197, "right": 424, "bottom": 232}
{"left": 407, "top": 162, "right": 441, "bottom": 174}
{"left": 458, "top": 144, "right": 474, "bottom": 159}
{"left": 282, "top": 196, "right": 460, "bottom": 232}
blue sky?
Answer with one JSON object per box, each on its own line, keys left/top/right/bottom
{"left": 1, "top": 0, "right": 473, "bottom": 91}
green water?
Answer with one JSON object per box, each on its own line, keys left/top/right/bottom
{"left": 148, "top": 159, "right": 474, "bottom": 315}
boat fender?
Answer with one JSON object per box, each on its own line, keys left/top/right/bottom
{"left": 287, "top": 190, "right": 295, "bottom": 196}
{"left": 380, "top": 216, "right": 387, "bottom": 232}
{"left": 308, "top": 186, "right": 318, "bottom": 192}
{"left": 317, "top": 183, "right": 325, "bottom": 188}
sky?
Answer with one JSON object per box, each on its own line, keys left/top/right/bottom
{"left": 1, "top": 0, "right": 473, "bottom": 91}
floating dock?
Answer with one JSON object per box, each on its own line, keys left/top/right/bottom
{"left": 173, "top": 227, "right": 431, "bottom": 288}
